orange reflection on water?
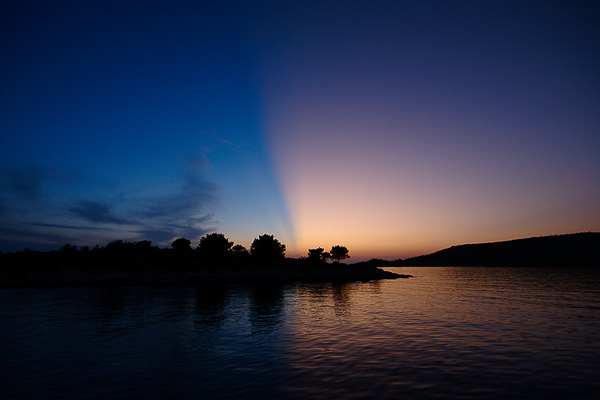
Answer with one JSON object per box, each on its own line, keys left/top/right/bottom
{"left": 276, "top": 267, "right": 600, "bottom": 398}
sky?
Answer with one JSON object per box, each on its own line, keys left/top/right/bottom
{"left": 1, "top": 1, "right": 599, "bottom": 261}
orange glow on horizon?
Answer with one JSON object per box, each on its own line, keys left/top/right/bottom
{"left": 262, "top": 98, "right": 599, "bottom": 261}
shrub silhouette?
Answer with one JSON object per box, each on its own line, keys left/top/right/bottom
{"left": 250, "top": 234, "right": 286, "bottom": 261}
{"left": 330, "top": 245, "right": 349, "bottom": 263}
{"left": 197, "top": 233, "right": 233, "bottom": 260}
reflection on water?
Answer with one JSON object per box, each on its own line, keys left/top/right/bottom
{"left": 247, "top": 285, "right": 285, "bottom": 334}
{"left": 1, "top": 267, "right": 599, "bottom": 399}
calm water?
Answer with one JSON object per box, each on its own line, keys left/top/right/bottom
{"left": 1, "top": 267, "right": 599, "bottom": 399}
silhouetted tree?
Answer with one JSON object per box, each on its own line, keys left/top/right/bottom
{"left": 308, "top": 247, "right": 327, "bottom": 264}
{"left": 101, "top": 240, "right": 136, "bottom": 263}
{"left": 133, "top": 240, "right": 155, "bottom": 258}
{"left": 250, "top": 234, "right": 286, "bottom": 261}
{"left": 171, "top": 238, "right": 191, "bottom": 252}
{"left": 105, "top": 240, "right": 127, "bottom": 256}
{"left": 135, "top": 240, "right": 153, "bottom": 250}
{"left": 232, "top": 244, "right": 248, "bottom": 255}
{"left": 306, "top": 247, "right": 331, "bottom": 264}
{"left": 330, "top": 245, "right": 349, "bottom": 263}
{"left": 59, "top": 244, "right": 78, "bottom": 255}
{"left": 197, "top": 233, "right": 233, "bottom": 260}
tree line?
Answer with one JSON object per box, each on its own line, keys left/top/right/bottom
{"left": 307, "top": 246, "right": 349, "bottom": 263}
{"left": 176, "top": 233, "right": 349, "bottom": 263}
{"left": 0, "top": 233, "right": 350, "bottom": 271}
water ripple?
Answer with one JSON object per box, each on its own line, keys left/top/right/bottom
{"left": 1, "top": 268, "right": 599, "bottom": 399}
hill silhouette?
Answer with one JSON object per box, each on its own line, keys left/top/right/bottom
{"left": 398, "top": 232, "right": 599, "bottom": 267}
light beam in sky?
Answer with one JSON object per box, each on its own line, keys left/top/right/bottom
{"left": 258, "top": 1, "right": 600, "bottom": 260}
{"left": 0, "top": 1, "right": 598, "bottom": 260}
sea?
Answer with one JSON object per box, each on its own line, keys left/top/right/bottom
{"left": 1, "top": 267, "right": 599, "bottom": 399}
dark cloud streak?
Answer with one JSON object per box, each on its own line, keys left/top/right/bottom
{"left": 69, "top": 200, "right": 131, "bottom": 225}
{"left": 0, "top": 161, "right": 56, "bottom": 201}
{"left": 0, "top": 224, "right": 75, "bottom": 252}
{"left": 0, "top": 154, "right": 222, "bottom": 252}
{"left": 141, "top": 154, "right": 219, "bottom": 242}
{"left": 25, "top": 222, "right": 114, "bottom": 231}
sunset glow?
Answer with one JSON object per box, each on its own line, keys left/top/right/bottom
{"left": 1, "top": 1, "right": 598, "bottom": 260}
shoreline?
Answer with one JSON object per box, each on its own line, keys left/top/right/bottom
{"left": 0, "top": 265, "right": 410, "bottom": 289}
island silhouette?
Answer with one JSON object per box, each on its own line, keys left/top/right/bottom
{"left": 1, "top": 232, "right": 598, "bottom": 288}
{"left": 0, "top": 233, "right": 404, "bottom": 288}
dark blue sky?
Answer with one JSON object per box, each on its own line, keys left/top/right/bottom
{"left": 1, "top": 1, "right": 599, "bottom": 259}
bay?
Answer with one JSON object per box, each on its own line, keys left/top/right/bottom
{"left": 1, "top": 267, "right": 599, "bottom": 399}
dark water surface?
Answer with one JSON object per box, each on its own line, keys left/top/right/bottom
{"left": 1, "top": 267, "right": 599, "bottom": 399}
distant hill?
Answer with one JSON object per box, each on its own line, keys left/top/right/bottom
{"left": 398, "top": 232, "right": 600, "bottom": 267}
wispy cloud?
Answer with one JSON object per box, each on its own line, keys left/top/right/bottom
{"left": 137, "top": 213, "right": 214, "bottom": 245}
{"left": 69, "top": 200, "right": 130, "bottom": 225}
{"left": 0, "top": 161, "right": 57, "bottom": 201}
{"left": 146, "top": 154, "right": 218, "bottom": 217}
{"left": 0, "top": 153, "right": 221, "bottom": 251}
{"left": 0, "top": 223, "right": 75, "bottom": 250}
{"left": 25, "top": 222, "right": 114, "bottom": 231}
{"left": 140, "top": 153, "right": 219, "bottom": 243}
